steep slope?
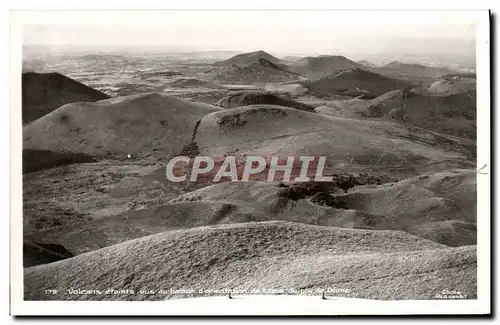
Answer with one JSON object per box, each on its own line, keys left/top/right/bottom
{"left": 215, "top": 50, "right": 284, "bottom": 67}
{"left": 304, "top": 68, "right": 410, "bottom": 98}
{"left": 23, "top": 92, "right": 221, "bottom": 159}
{"left": 24, "top": 221, "right": 476, "bottom": 301}
{"left": 212, "top": 59, "right": 301, "bottom": 84}
{"left": 365, "top": 89, "right": 476, "bottom": 139}
{"left": 290, "top": 55, "right": 364, "bottom": 79}
{"left": 214, "top": 91, "right": 314, "bottom": 111}
{"left": 22, "top": 72, "right": 110, "bottom": 124}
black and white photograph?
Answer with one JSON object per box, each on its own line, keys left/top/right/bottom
{"left": 9, "top": 9, "right": 491, "bottom": 316}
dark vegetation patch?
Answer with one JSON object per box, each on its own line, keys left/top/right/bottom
{"left": 279, "top": 180, "right": 338, "bottom": 201}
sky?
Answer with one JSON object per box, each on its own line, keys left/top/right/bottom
{"left": 21, "top": 11, "right": 477, "bottom": 57}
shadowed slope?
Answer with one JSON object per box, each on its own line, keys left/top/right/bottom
{"left": 22, "top": 72, "right": 110, "bottom": 124}
{"left": 290, "top": 55, "right": 364, "bottom": 79}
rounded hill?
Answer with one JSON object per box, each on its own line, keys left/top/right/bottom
{"left": 23, "top": 92, "right": 221, "bottom": 159}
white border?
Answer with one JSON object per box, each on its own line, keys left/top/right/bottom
{"left": 9, "top": 9, "right": 491, "bottom": 316}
